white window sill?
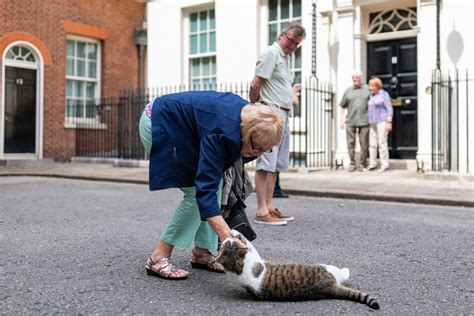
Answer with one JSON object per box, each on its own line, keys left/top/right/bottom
{"left": 64, "top": 121, "right": 107, "bottom": 130}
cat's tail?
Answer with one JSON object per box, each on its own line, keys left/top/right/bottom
{"left": 330, "top": 284, "right": 380, "bottom": 310}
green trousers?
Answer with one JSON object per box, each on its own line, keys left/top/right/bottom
{"left": 139, "top": 110, "right": 220, "bottom": 251}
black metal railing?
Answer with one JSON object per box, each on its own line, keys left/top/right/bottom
{"left": 73, "top": 80, "right": 334, "bottom": 168}
{"left": 431, "top": 69, "right": 472, "bottom": 173}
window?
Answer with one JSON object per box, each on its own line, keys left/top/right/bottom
{"left": 268, "top": 0, "right": 302, "bottom": 116}
{"left": 5, "top": 45, "right": 36, "bottom": 62}
{"left": 369, "top": 8, "right": 417, "bottom": 34}
{"left": 65, "top": 37, "right": 100, "bottom": 120}
{"left": 189, "top": 9, "right": 216, "bottom": 90}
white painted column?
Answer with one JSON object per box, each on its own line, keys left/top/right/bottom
{"left": 333, "top": 5, "right": 356, "bottom": 166}
{"left": 215, "top": 0, "right": 258, "bottom": 83}
{"left": 416, "top": 0, "right": 438, "bottom": 171}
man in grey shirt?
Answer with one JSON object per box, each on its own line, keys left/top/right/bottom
{"left": 339, "top": 70, "right": 371, "bottom": 172}
{"left": 249, "top": 22, "right": 305, "bottom": 225}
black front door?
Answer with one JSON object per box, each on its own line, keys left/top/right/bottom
{"left": 367, "top": 38, "right": 417, "bottom": 159}
{"left": 4, "top": 67, "right": 37, "bottom": 154}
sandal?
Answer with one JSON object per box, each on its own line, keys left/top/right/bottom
{"left": 190, "top": 250, "right": 225, "bottom": 273}
{"left": 145, "top": 257, "right": 189, "bottom": 280}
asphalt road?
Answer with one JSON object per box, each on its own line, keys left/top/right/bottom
{"left": 1, "top": 176, "right": 473, "bottom": 315}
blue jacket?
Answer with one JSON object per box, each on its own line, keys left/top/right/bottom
{"left": 149, "top": 91, "right": 249, "bottom": 220}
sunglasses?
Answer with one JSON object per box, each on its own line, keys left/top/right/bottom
{"left": 250, "top": 137, "right": 273, "bottom": 153}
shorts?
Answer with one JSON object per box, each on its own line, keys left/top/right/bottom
{"left": 255, "top": 108, "right": 290, "bottom": 173}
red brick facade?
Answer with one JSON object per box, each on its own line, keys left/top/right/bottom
{"left": 0, "top": 0, "right": 145, "bottom": 160}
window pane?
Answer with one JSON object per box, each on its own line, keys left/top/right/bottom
{"left": 77, "top": 60, "right": 85, "bottom": 77}
{"left": 281, "top": 0, "right": 290, "bottom": 19}
{"left": 88, "top": 61, "right": 97, "bottom": 78}
{"left": 25, "top": 52, "right": 35, "bottom": 62}
{"left": 192, "top": 59, "right": 200, "bottom": 76}
{"left": 192, "top": 79, "right": 201, "bottom": 90}
{"left": 72, "top": 100, "right": 83, "bottom": 118}
{"left": 209, "top": 10, "right": 215, "bottom": 29}
{"left": 77, "top": 42, "right": 86, "bottom": 58}
{"left": 209, "top": 31, "right": 216, "bottom": 52}
{"left": 202, "top": 58, "right": 210, "bottom": 76}
{"left": 211, "top": 56, "right": 216, "bottom": 75}
{"left": 66, "top": 99, "right": 73, "bottom": 117}
{"left": 87, "top": 43, "right": 97, "bottom": 60}
{"left": 75, "top": 81, "right": 84, "bottom": 97}
{"left": 293, "top": 0, "right": 301, "bottom": 17}
{"left": 281, "top": 21, "right": 289, "bottom": 31}
{"left": 293, "top": 71, "right": 301, "bottom": 84}
{"left": 190, "top": 13, "right": 198, "bottom": 32}
{"left": 269, "top": 0, "right": 278, "bottom": 21}
{"left": 268, "top": 24, "right": 278, "bottom": 44}
{"left": 202, "top": 78, "right": 210, "bottom": 90}
{"left": 199, "top": 11, "right": 207, "bottom": 31}
{"left": 190, "top": 35, "right": 198, "bottom": 54}
{"left": 66, "top": 58, "right": 74, "bottom": 76}
{"left": 86, "top": 100, "right": 96, "bottom": 118}
{"left": 66, "top": 80, "right": 73, "bottom": 97}
{"left": 67, "top": 40, "right": 75, "bottom": 57}
{"left": 199, "top": 34, "right": 208, "bottom": 53}
{"left": 294, "top": 48, "right": 301, "bottom": 68}
{"left": 12, "top": 46, "right": 20, "bottom": 56}
{"left": 86, "top": 82, "right": 95, "bottom": 98}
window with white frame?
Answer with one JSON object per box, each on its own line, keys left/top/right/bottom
{"left": 268, "top": 0, "right": 302, "bottom": 116}
{"left": 65, "top": 37, "right": 100, "bottom": 120}
{"left": 189, "top": 9, "right": 216, "bottom": 90}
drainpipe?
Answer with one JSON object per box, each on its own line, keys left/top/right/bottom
{"left": 436, "top": 0, "right": 441, "bottom": 70}
{"left": 134, "top": 28, "right": 147, "bottom": 91}
{"left": 312, "top": 0, "right": 317, "bottom": 78}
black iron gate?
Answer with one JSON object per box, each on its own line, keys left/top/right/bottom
{"left": 75, "top": 80, "right": 334, "bottom": 168}
{"left": 431, "top": 69, "right": 472, "bottom": 173}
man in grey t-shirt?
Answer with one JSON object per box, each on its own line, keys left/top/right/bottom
{"left": 339, "top": 70, "right": 371, "bottom": 172}
{"left": 249, "top": 22, "right": 305, "bottom": 225}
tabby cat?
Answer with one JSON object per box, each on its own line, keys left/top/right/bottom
{"left": 216, "top": 231, "right": 380, "bottom": 310}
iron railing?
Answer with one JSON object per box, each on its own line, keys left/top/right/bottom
{"left": 73, "top": 79, "right": 334, "bottom": 168}
{"left": 431, "top": 69, "right": 472, "bottom": 173}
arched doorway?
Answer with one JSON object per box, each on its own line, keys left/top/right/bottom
{"left": 2, "top": 43, "right": 42, "bottom": 158}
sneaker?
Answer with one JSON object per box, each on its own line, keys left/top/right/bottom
{"left": 379, "top": 166, "right": 390, "bottom": 172}
{"left": 348, "top": 164, "right": 356, "bottom": 172}
{"left": 357, "top": 166, "right": 368, "bottom": 172}
{"left": 368, "top": 164, "right": 377, "bottom": 171}
{"left": 254, "top": 213, "right": 288, "bottom": 226}
{"left": 270, "top": 208, "right": 294, "bottom": 221}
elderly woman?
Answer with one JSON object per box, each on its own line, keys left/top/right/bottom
{"left": 139, "top": 91, "right": 283, "bottom": 280}
{"left": 367, "top": 77, "right": 393, "bottom": 172}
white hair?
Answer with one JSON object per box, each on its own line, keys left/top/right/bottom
{"left": 351, "top": 69, "right": 363, "bottom": 77}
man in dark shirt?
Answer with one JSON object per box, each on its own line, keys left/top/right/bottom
{"left": 339, "top": 70, "right": 370, "bottom": 172}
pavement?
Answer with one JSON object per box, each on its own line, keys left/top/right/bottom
{"left": 0, "top": 158, "right": 473, "bottom": 208}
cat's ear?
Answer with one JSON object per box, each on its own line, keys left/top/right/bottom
{"left": 236, "top": 242, "right": 249, "bottom": 252}
{"left": 235, "top": 234, "right": 247, "bottom": 246}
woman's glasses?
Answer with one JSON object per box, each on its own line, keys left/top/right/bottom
{"left": 250, "top": 137, "right": 273, "bottom": 153}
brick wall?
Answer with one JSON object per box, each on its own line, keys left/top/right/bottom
{"left": 0, "top": 0, "right": 145, "bottom": 160}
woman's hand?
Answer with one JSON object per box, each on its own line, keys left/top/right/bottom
{"left": 385, "top": 122, "right": 392, "bottom": 133}
{"left": 206, "top": 215, "right": 233, "bottom": 241}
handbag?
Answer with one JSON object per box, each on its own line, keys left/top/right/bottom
{"left": 224, "top": 199, "right": 257, "bottom": 241}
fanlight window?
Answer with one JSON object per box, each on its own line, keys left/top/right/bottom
{"left": 369, "top": 7, "right": 417, "bottom": 34}
{"left": 5, "top": 45, "right": 36, "bottom": 62}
